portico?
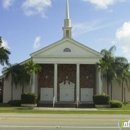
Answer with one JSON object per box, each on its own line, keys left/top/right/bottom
{"left": 31, "top": 62, "right": 102, "bottom": 104}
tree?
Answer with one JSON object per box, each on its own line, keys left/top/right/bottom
{"left": 98, "top": 46, "right": 129, "bottom": 100}
{"left": 16, "top": 65, "right": 30, "bottom": 94}
{"left": 0, "top": 37, "right": 10, "bottom": 66}
{"left": 4, "top": 64, "right": 21, "bottom": 100}
{"left": 115, "top": 57, "right": 130, "bottom": 102}
{"left": 25, "top": 60, "right": 42, "bottom": 92}
{"left": 98, "top": 46, "right": 116, "bottom": 95}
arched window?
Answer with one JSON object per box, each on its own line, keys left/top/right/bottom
{"left": 66, "top": 30, "right": 69, "bottom": 38}
{"left": 63, "top": 48, "right": 71, "bottom": 52}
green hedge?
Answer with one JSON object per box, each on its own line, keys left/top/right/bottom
{"left": 93, "top": 95, "right": 110, "bottom": 105}
{"left": 110, "top": 100, "right": 123, "bottom": 108}
{"left": 0, "top": 95, "right": 2, "bottom": 103}
{"left": 21, "top": 93, "right": 38, "bottom": 104}
{"left": 8, "top": 100, "right": 21, "bottom": 106}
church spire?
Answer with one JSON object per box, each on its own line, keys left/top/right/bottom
{"left": 66, "top": 0, "right": 69, "bottom": 19}
{"left": 63, "top": 0, "right": 72, "bottom": 39}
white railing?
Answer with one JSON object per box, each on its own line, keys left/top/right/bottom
{"left": 77, "top": 96, "right": 79, "bottom": 108}
{"left": 53, "top": 96, "right": 55, "bottom": 108}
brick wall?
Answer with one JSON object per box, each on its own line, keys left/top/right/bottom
{"left": 38, "top": 64, "right": 54, "bottom": 94}
{"left": 38, "top": 64, "right": 96, "bottom": 99}
{"left": 80, "top": 64, "right": 96, "bottom": 94}
{"left": 58, "top": 64, "right": 76, "bottom": 101}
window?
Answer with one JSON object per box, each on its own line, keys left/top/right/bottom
{"left": 63, "top": 48, "right": 71, "bottom": 52}
{"left": 66, "top": 30, "right": 69, "bottom": 37}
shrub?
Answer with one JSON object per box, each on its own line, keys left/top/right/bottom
{"left": 110, "top": 100, "right": 123, "bottom": 108}
{"left": 21, "top": 93, "right": 38, "bottom": 104}
{"left": 8, "top": 100, "right": 21, "bottom": 106}
{"left": 93, "top": 94, "right": 110, "bottom": 105}
{"left": 0, "top": 95, "right": 2, "bottom": 103}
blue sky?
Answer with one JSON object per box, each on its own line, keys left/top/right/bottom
{"left": 0, "top": 0, "right": 130, "bottom": 75}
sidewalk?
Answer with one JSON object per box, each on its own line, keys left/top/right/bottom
{"left": 34, "top": 107, "right": 98, "bottom": 111}
{"left": 34, "top": 107, "right": 130, "bottom": 111}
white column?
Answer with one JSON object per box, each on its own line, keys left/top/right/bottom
{"left": 97, "top": 70, "right": 102, "bottom": 94}
{"left": 31, "top": 74, "right": 35, "bottom": 93}
{"left": 54, "top": 64, "right": 58, "bottom": 102}
{"left": 76, "top": 64, "right": 80, "bottom": 102}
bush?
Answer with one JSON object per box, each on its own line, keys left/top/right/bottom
{"left": 0, "top": 95, "right": 2, "bottom": 103}
{"left": 93, "top": 94, "right": 110, "bottom": 105}
{"left": 21, "top": 93, "right": 38, "bottom": 104}
{"left": 110, "top": 100, "right": 123, "bottom": 108}
{"left": 8, "top": 100, "right": 21, "bottom": 106}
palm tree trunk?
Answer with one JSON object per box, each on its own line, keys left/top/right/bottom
{"left": 107, "top": 80, "right": 109, "bottom": 95}
{"left": 124, "top": 88, "right": 126, "bottom": 104}
{"left": 22, "top": 85, "right": 24, "bottom": 94}
{"left": 122, "top": 81, "right": 123, "bottom": 102}
{"left": 111, "top": 81, "right": 112, "bottom": 100}
{"left": 11, "top": 81, "right": 13, "bottom": 100}
{"left": 106, "top": 73, "right": 109, "bottom": 95}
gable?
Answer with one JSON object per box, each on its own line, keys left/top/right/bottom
{"left": 31, "top": 38, "right": 102, "bottom": 58}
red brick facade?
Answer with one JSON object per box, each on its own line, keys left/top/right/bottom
{"left": 80, "top": 64, "right": 96, "bottom": 94}
{"left": 58, "top": 64, "right": 76, "bottom": 101}
{"left": 38, "top": 64, "right": 54, "bottom": 94}
{"left": 38, "top": 64, "right": 96, "bottom": 100}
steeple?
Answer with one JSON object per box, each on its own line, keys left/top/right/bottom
{"left": 63, "top": 0, "right": 72, "bottom": 39}
{"left": 66, "top": 0, "right": 69, "bottom": 19}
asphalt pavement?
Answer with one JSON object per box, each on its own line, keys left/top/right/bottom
{"left": 0, "top": 114, "right": 130, "bottom": 130}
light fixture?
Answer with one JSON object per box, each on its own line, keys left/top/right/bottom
{"left": 66, "top": 76, "right": 68, "bottom": 79}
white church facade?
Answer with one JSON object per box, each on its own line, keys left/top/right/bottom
{"left": 1, "top": 0, "right": 130, "bottom": 105}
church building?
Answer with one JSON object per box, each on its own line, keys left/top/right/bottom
{"left": 2, "top": 0, "right": 130, "bottom": 106}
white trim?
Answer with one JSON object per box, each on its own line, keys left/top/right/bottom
{"left": 76, "top": 64, "right": 80, "bottom": 102}
{"left": 19, "top": 58, "right": 32, "bottom": 65}
{"left": 30, "top": 38, "right": 103, "bottom": 57}
{"left": 32, "top": 57, "right": 100, "bottom": 65}
{"left": 54, "top": 64, "right": 58, "bottom": 102}
{"left": 2, "top": 58, "right": 31, "bottom": 74}
{"left": 96, "top": 69, "right": 102, "bottom": 94}
{"left": 31, "top": 74, "right": 36, "bottom": 93}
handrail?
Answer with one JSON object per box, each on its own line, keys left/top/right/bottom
{"left": 53, "top": 96, "right": 55, "bottom": 108}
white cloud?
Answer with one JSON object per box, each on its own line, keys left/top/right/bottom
{"left": 2, "top": 0, "right": 15, "bottom": 9}
{"left": 33, "top": 36, "right": 41, "bottom": 50}
{"left": 1, "top": 39, "right": 10, "bottom": 50}
{"left": 116, "top": 22, "right": 130, "bottom": 40}
{"left": 83, "top": 0, "right": 126, "bottom": 9}
{"left": 73, "top": 20, "right": 119, "bottom": 37}
{"left": 73, "top": 21, "right": 102, "bottom": 37}
{"left": 22, "top": 0, "right": 51, "bottom": 17}
{"left": 116, "top": 22, "right": 130, "bottom": 58}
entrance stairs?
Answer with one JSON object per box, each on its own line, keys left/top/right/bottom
{"left": 38, "top": 101, "right": 95, "bottom": 108}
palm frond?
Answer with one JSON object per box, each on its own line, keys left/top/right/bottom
{"left": 109, "top": 46, "right": 116, "bottom": 56}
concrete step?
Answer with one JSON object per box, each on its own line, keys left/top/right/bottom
{"left": 38, "top": 102, "right": 95, "bottom": 108}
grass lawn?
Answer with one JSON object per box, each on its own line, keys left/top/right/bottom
{"left": 0, "top": 103, "right": 130, "bottom": 114}
{"left": 98, "top": 104, "right": 130, "bottom": 110}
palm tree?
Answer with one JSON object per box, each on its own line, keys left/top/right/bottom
{"left": 98, "top": 46, "right": 129, "bottom": 99}
{"left": 4, "top": 64, "right": 21, "bottom": 100}
{"left": 0, "top": 37, "right": 10, "bottom": 66}
{"left": 115, "top": 57, "right": 130, "bottom": 102}
{"left": 98, "top": 46, "right": 116, "bottom": 95}
{"left": 25, "top": 60, "right": 42, "bottom": 92}
{"left": 16, "top": 65, "right": 30, "bottom": 94}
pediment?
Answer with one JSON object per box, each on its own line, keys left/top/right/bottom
{"left": 30, "top": 38, "right": 102, "bottom": 58}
